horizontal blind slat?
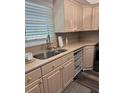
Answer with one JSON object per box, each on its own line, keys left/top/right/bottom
{"left": 25, "top": 1, "right": 54, "bottom": 41}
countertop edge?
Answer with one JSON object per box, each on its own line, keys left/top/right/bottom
{"left": 25, "top": 41, "right": 98, "bottom": 73}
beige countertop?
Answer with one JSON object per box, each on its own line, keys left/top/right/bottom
{"left": 25, "top": 41, "right": 98, "bottom": 73}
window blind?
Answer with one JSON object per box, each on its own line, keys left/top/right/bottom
{"left": 25, "top": 2, "right": 55, "bottom": 42}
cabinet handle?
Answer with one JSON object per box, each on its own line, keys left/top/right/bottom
{"left": 27, "top": 77, "right": 32, "bottom": 82}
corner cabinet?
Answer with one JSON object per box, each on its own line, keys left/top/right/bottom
{"left": 83, "top": 46, "right": 95, "bottom": 70}
{"left": 82, "top": 5, "right": 99, "bottom": 31}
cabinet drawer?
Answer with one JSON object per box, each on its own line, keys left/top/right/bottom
{"left": 41, "top": 57, "right": 64, "bottom": 75}
{"left": 25, "top": 68, "right": 41, "bottom": 86}
{"left": 62, "top": 52, "right": 74, "bottom": 63}
{"left": 41, "top": 52, "right": 74, "bottom": 75}
{"left": 25, "top": 78, "right": 44, "bottom": 93}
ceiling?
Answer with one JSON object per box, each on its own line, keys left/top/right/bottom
{"left": 75, "top": 0, "right": 99, "bottom": 5}
{"left": 87, "top": 0, "right": 99, "bottom": 4}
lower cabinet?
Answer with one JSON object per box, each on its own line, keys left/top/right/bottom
{"left": 62, "top": 60, "right": 74, "bottom": 89}
{"left": 83, "top": 46, "right": 95, "bottom": 70}
{"left": 26, "top": 84, "right": 40, "bottom": 93}
{"left": 25, "top": 53, "right": 75, "bottom": 93}
{"left": 43, "top": 67, "right": 62, "bottom": 93}
{"left": 43, "top": 59, "right": 74, "bottom": 93}
{"left": 25, "top": 79, "right": 44, "bottom": 93}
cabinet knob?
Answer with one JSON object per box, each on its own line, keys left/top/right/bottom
{"left": 27, "top": 77, "right": 32, "bottom": 82}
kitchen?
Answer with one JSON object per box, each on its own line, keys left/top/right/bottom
{"left": 25, "top": 0, "right": 99, "bottom": 93}
{"left": 1, "top": 0, "right": 124, "bottom": 93}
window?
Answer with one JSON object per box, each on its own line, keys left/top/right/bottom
{"left": 25, "top": 1, "right": 55, "bottom": 47}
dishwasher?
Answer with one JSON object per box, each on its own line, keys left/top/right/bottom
{"left": 73, "top": 48, "right": 83, "bottom": 77}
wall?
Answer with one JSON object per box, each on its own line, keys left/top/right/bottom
{"left": 56, "top": 32, "right": 80, "bottom": 46}
{"left": 79, "top": 31, "right": 99, "bottom": 42}
{"left": 26, "top": 31, "right": 99, "bottom": 53}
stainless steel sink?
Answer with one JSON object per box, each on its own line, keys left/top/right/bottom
{"left": 33, "top": 49, "right": 67, "bottom": 59}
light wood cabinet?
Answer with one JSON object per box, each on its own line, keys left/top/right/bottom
{"left": 64, "top": 0, "right": 74, "bottom": 31}
{"left": 26, "top": 79, "right": 44, "bottom": 93}
{"left": 92, "top": 6, "right": 99, "bottom": 30}
{"left": 25, "top": 52, "right": 74, "bottom": 93}
{"left": 26, "top": 84, "right": 40, "bottom": 93}
{"left": 42, "top": 52, "right": 74, "bottom": 93}
{"left": 43, "top": 67, "right": 62, "bottom": 93}
{"left": 54, "top": 0, "right": 83, "bottom": 32}
{"left": 54, "top": 0, "right": 99, "bottom": 33}
{"left": 82, "top": 6, "right": 92, "bottom": 30}
{"left": 43, "top": 59, "right": 74, "bottom": 93}
{"left": 83, "top": 46, "right": 95, "bottom": 70}
{"left": 25, "top": 68, "right": 41, "bottom": 86}
{"left": 76, "top": 5, "right": 83, "bottom": 31}
{"left": 62, "top": 60, "right": 74, "bottom": 89}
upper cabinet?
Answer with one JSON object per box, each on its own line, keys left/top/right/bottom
{"left": 64, "top": 0, "right": 75, "bottom": 32}
{"left": 54, "top": 0, "right": 99, "bottom": 33}
{"left": 54, "top": 0, "right": 81, "bottom": 33}
{"left": 82, "top": 6, "right": 92, "bottom": 30}
{"left": 91, "top": 6, "right": 99, "bottom": 30}
{"left": 76, "top": 4, "right": 84, "bottom": 31}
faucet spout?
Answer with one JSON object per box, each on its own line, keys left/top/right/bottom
{"left": 46, "top": 34, "right": 51, "bottom": 50}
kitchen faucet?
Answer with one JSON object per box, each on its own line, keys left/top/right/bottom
{"left": 46, "top": 34, "right": 51, "bottom": 50}
{"left": 46, "top": 34, "right": 57, "bottom": 50}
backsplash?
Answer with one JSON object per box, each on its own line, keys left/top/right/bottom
{"left": 56, "top": 32, "right": 80, "bottom": 46}
{"left": 79, "top": 31, "right": 99, "bottom": 42}
{"left": 26, "top": 31, "right": 99, "bottom": 53}
{"left": 56, "top": 31, "right": 99, "bottom": 46}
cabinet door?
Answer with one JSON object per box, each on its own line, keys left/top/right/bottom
{"left": 92, "top": 6, "right": 99, "bottom": 30}
{"left": 64, "top": 0, "right": 74, "bottom": 32}
{"left": 26, "top": 79, "right": 44, "bottom": 93}
{"left": 82, "top": 6, "right": 92, "bottom": 30}
{"left": 26, "top": 84, "right": 40, "bottom": 93}
{"left": 73, "top": 3, "right": 78, "bottom": 31}
{"left": 83, "top": 46, "right": 95, "bottom": 69}
{"left": 64, "top": 0, "right": 71, "bottom": 31}
{"left": 76, "top": 5, "right": 83, "bottom": 31}
{"left": 43, "top": 68, "right": 62, "bottom": 93}
{"left": 62, "top": 60, "right": 74, "bottom": 89}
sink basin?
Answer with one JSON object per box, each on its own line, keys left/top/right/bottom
{"left": 33, "top": 49, "right": 67, "bottom": 59}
